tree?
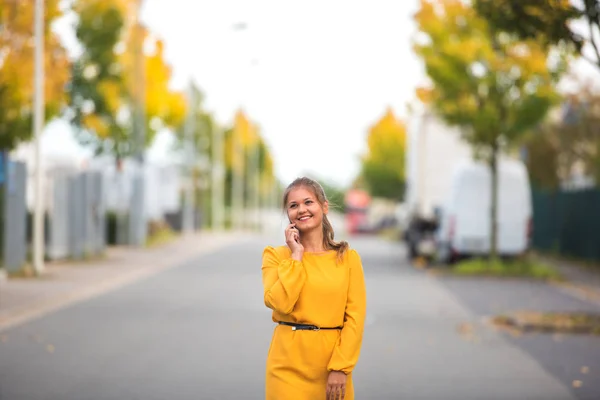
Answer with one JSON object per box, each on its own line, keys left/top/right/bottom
{"left": 69, "top": 0, "right": 185, "bottom": 162}
{"left": 414, "top": 0, "right": 560, "bottom": 259}
{"left": 123, "top": 31, "right": 186, "bottom": 143}
{"left": 474, "top": 0, "right": 600, "bottom": 72}
{"left": 172, "top": 83, "right": 216, "bottom": 226}
{"left": 69, "top": 0, "right": 129, "bottom": 158}
{"left": 0, "top": 0, "right": 70, "bottom": 150}
{"left": 524, "top": 88, "right": 600, "bottom": 188}
{"left": 233, "top": 111, "right": 275, "bottom": 209}
{"left": 176, "top": 101, "right": 276, "bottom": 226}
{"left": 256, "top": 136, "right": 277, "bottom": 206}
{"left": 522, "top": 125, "right": 561, "bottom": 190}
{"left": 360, "top": 108, "right": 406, "bottom": 200}
{"left": 320, "top": 180, "right": 347, "bottom": 212}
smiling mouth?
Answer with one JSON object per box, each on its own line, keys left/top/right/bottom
{"left": 298, "top": 215, "right": 312, "bottom": 221}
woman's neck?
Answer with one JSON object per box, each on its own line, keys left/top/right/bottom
{"left": 300, "top": 228, "right": 326, "bottom": 253}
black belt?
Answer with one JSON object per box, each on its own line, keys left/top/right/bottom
{"left": 278, "top": 321, "right": 342, "bottom": 331}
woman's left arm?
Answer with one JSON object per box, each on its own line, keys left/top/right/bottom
{"left": 327, "top": 249, "right": 367, "bottom": 374}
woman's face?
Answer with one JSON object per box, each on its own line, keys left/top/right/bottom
{"left": 286, "top": 186, "right": 328, "bottom": 232}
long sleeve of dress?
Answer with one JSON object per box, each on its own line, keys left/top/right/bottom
{"left": 327, "top": 249, "right": 367, "bottom": 374}
{"left": 262, "top": 246, "right": 307, "bottom": 315}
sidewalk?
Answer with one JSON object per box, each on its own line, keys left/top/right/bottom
{"left": 540, "top": 255, "right": 600, "bottom": 306}
{"left": 0, "top": 231, "right": 247, "bottom": 333}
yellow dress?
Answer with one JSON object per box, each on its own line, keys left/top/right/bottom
{"left": 261, "top": 246, "right": 367, "bottom": 400}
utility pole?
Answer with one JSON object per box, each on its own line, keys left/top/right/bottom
{"left": 231, "top": 114, "right": 245, "bottom": 231}
{"left": 32, "top": 0, "right": 45, "bottom": 275}
{"left": 249, "top": 142, "right": 260, "bottom": 231}
{"left": 211, "top": 125, "right": 225, "bottom": 231}
{"left": 182, "top": 81, "right": 195, "bottom": 234}
{"left": 129, "top": 0, "right": 147, "bottom": 246}
{"left": 230, "top": 22, "right": 249, "bottom": 232}
{"left": 271, "top": 177, "right": 279, "bottom": 211}
{"left": 246, "top": 142, "right": 254, "bottom": 230}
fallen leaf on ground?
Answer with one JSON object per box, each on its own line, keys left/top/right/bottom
{"left": 457, "top": 323, "right": 473, "bottom": 335}
{"left": 457, "top": 323, "right": 480, "bottom": 342}
{"left": 493, "top": 312, "right": 600, "bottom": 335}
{"left": 509, "top": 330, "right": 522, "bottom": 338}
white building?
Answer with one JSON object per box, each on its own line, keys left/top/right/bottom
{"left": 11, "top": 118, "right": 183, "bottom": 220}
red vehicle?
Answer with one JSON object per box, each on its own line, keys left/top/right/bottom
{"left": 344, "top": 189, "right": 371, "bottom": 234}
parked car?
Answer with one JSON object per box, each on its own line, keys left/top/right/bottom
{"left": 405, "top": 217, "right": 438, "bottom": 260}
{"left": 435, "top": 159, "right": 532, "bottom": 263}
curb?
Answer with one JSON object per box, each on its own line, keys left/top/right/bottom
{"left": 549, "top": 281, "right": 600, "bottom": 307}
{"left": 415, "top": 263, "right": 600, "bottom": 307}
{"left": 492, "top": 317, "right": 600, "bottom": 336}
{"left": 491, "top": 313, "right": 600, "bottom": 335}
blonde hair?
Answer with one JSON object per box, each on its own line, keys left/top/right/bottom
{"left": 282, "top": 177, "right": 349, "bottom": 262}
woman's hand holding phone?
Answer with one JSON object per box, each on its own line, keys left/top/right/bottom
{"left": 285, "top": 223, "right": 304, "bottom": 261}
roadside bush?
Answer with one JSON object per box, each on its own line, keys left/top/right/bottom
{"left": 452, "top": 256, "right": 562, "bottom": 280}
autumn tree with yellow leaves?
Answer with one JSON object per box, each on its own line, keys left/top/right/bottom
{"left": 0, "top": 0, "right": 70, "bottom": 150}
{"left": 360, "top": 108, "right": 407, "bottom": 200}
{"left": 68, "top": 0, "right": 185, "bottom": 162}
{"left": 225, "top": 110, "right": 275, "bottom": 208}
{"left": 413, "top": 0, "right": 563, "bottom": 259}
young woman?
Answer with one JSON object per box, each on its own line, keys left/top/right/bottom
{"left": 261, "top": 177, "right": 367, "bottom": 400}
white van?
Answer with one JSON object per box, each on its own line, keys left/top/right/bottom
{"left": 436, "top": 159, "right": 532, "bottom": 263}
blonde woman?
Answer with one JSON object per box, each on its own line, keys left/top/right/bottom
{"left": 261, "top": 177, "right": 367, "bottom": 400}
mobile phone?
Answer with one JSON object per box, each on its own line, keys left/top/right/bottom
{"left": 289, "top": 219, "right": 300, "bottom": 243}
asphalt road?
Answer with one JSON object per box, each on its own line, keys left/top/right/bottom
{"left": 1, "top": 234, "right": 598, "bottom": 400}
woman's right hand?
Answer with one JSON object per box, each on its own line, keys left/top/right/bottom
{"left": 285, "top": 223, "right": 304, "bottom": 260}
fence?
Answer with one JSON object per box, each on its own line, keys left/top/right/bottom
{"left": 532, "top": 187, "right": 600, "bottom": 262}
{"left": 0, "top": 153, "right": 187, "bottom": 272}
{"left": 0, "top": 163, "right": 110, "bottom": 270}
{"left": 1, "top": 160, "right": 27, "bottom": 272}
{"left": 47, "top": 170, "right": 107, "bottom": 260}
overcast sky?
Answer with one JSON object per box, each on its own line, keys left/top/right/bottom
{"left": 47, "top": 0, "right": 598, "bottom": 188}
{"left": 48, "top": 0, "right": 424, "bottom": 187}
{"left": 143, "top": 0, "right": 429, "bottom": 187}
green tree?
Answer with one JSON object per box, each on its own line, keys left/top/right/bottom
{"left": 174, "top": 84, "right": 213, "bottom": 164}
{"left": 173, "top": 84, "right": 215, "bottom": 225}
{"left": 474, "top": 0, "right": 599, "bottom": 71}
{"left": 0, "top": 0, "right": 70, "bottom": 150}
{"left": 320, "top": 180, "right": 346, "bottom": 212}
{"left": 69, "top": 0, "right": 128, "bottom": 158}
{"left": 414, "top": 0, "right": 561, "bottom": 258}
{"left": 360, "top": 108, "right": 406, "bottom": 200}
{"left": 522, "top": 125, "right": 561, "bottom": 190}
{"left": 175, "top": 93, "right": 277, "bottom": 226}
{"left": 69, "top": 0, "right": 185, "bottom": 162}
{"left": 524, "top": 88, "right": 600, "bottom": 188}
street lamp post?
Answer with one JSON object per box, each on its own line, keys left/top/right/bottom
{"left": 183, "top": 81, "right": 196, "bottom": 234}
{"left": 231, "top": 115, "right": 244, "bottom": 231}
{"left": 211, "top": 125, "right": 225, "bottom": 231}
{"left": 32, "top": 0, "right": 45, "bottom": 275}
{"left": 230, "top": 22, "right": 254, "bottom": 231}
{"left": 129, "top": 0, "right": 147, "bottom": 246}
{"left": 250, "top": 143, "right": 260, "bottom": 231}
